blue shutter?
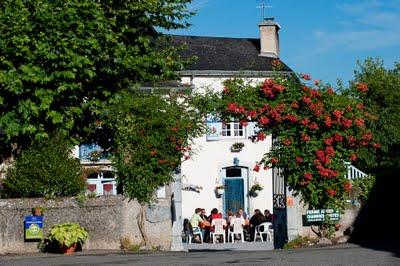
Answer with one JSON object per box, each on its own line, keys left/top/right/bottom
{"left": 206, "top": 114, "right": 222, "bottom": 141}
{"left": 206, "top": 122, "right": 222, "bottom": 141}
{"left": 247, "top": 122, "right": 258, "bottom": 137}
{"left": 79, "top": 143, "right": 102, "bottom": 160}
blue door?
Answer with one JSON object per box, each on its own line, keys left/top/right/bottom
{"left": 224, "top": 179, "right": 244, "bottom": 215}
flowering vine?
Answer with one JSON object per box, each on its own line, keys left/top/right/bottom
{"left": 217, "top": 70, "right": 378, "bottom": 210}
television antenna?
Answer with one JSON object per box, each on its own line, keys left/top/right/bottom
{"left": 256, "top": 0, "right": 272, "bottom": 20}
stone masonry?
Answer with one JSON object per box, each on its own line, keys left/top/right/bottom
{"left": 0, "top": 195, "right": 172, "bottom": 255}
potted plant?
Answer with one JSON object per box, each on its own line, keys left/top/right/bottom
{"left": 88, "top": 150, "right": 102, "bottom": 162}
{"left": 249, "top": 182, "right": 263, "bottom": 197}
{"left": 48, "top": 223, "right": 89, "bottom": 255}
{"left": 32, "top": 206, "right": 44, "bottom": 216}
{"left": 230, "top": 142, "right": 245, "bottom": 152}
{"left": 215, "top": 185, "right": 225, "bottom": 196}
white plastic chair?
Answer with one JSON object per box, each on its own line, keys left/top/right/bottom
{"left": 210, "top": 218, "right": 226, "bottom": 244}
{"left": 188, "top": 227, "right": 203, "bottom": 244}
{"left": 254, "top": 222, "right": 273, "bottom": 242}
{"left": 229, "top": 218, "right": 244, "bottom": 243}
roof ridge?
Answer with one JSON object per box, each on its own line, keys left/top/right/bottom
{"left": 166, "top": 34, "right": 259, "bottom": 41}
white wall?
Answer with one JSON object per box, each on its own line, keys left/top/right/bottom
{"left": 181, "top": 75, "right": 273, "bottom": 219}
{"left": 181, "top": 76, "right": 267, "bottom": 93}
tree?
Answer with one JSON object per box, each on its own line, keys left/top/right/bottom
{"left": 104, "top": 90, "right": 204, "bottom": 246}
{"left": 107, "top": 90, "right": 203, "bottom": 204}
{"left": 350, "top": 58, "right": 400, "bottom": 171}
{"left": 212, "top": 64, "right": 377, "bottom": 212}
{"left": 0, "top": 0, "right": 193, "bottom": 157}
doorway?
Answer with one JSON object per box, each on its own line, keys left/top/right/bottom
{"left": 221, "top": 166, "right": 248, "bottom": 215}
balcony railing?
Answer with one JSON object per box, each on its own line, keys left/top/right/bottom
{"left": 345, "top": 162, "right": 367, "bottom": 180}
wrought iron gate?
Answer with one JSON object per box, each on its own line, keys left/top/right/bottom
{"left": 272, "top": 137, "right": 288, "bottom": 248}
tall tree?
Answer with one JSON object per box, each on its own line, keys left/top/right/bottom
{"left": 0, "top": 0, "right": 192, "bottom": 157}
{"left": 350, "top": 58, "right": 400, "bottom": 171}
{"left": 1, "top": 0, "right": 198, "bottom": 247}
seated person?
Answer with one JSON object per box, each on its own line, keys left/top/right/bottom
{"left": 200, "top": 208, "right": 208, "bottom": 221}
{"left": 226, "top": 209, "right": 235, "bottom": 224}
{"left": 249, "top": 209, "right": 266, "bottom": 241}
{"left": 199, "top": 208, "right": 211, "bottom": 242}
{"left": 236, "top": 208, "right": 248, "bottom": 220}
{"left": 208, "top": 208, "right": 223, "bottom": 226}
{"left": 264, "top": 209, "right": 273, "bottom": 223}
{"left": 189, "top": 208, "right": 204, "bottom": 242}
{"left": 236, "top": 208, "right": 250, "bottom": 227}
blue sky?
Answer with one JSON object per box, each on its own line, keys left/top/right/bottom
{"left": 167, "top": 0, "right": 400, "bottom": 87}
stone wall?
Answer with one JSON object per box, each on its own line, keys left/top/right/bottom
{"left": 286, "top": 193, "right": 360, "bottom": 240}
{"left": 0, "top": 195, "right": 172, "bottom": 255}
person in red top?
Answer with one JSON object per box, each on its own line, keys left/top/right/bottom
{"left": 208, "top": 208, "right": 222, "bottom": 223}
{"left": 208, "top": 208, "right": 224, "bottom": 239}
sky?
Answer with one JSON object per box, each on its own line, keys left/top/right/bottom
{"left": 167, "top": 0, "right": 400, "bottom": 87}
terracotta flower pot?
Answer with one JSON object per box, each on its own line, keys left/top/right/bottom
{"left": 33, "top": 209, "right": 42, "bottom": 216}
{"left": 61, "top": 243, "right": 77, "bottom": 255}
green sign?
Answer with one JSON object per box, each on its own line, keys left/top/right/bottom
{"left": 306, "top": 209, "right": 340, "bottom": 222}
{"left": 25, "top": 216, "right": 43, "bottom": 240}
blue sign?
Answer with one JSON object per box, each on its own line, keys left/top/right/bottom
{"left": 25, "top": 216, "right": 44, "bottom": 240}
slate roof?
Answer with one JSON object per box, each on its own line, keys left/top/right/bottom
{"left": 169, "top": 35, "right": 292, "bottom": 73}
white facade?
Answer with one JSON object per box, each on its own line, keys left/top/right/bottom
{"left": 180, "top": 76, "right": 273, "bottom": 219}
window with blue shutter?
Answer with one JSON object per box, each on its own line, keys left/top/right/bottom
{"left": 206, "top": 122, "right": 222, "bottom": 141}
{"left": 79, "top": 144, "right": 109, "bottom": 160}
{"left": 247, "top": 122, "right": 258, "bottom": 138}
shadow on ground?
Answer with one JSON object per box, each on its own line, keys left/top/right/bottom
{"left": 350, "top": 168, "right": 400, "bottom": 257}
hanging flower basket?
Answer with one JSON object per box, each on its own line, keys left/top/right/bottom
{"left": 215, "top": 185, "right": 225, "bottom": 197}
{"left": 88, "top": 150, "right": 102, "bottom": 162}
{"left": 249, "top": 183, "right": 263, "bottom": 197}
{"left": 249, "top": 190, "right": 258, "bottom": 197}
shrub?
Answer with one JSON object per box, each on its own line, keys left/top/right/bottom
{"left": 48, "top": 223, "right": 89, "bottom": 248}
{"left": 350, "top": 175, "right": 376, "bottom": 204}
{"left": 2, "top": 135, "right": 85, "bottom": 198}
{"left": 284, "top": 236, "right": 318, "bottom": 249}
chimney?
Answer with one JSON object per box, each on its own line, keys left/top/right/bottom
{"left": 258, "top": 18, "right": 280, "bottom": 58}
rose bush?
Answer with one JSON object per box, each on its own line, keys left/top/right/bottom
{"left": 216, "top": 67, "right": 378, "bottom": 211}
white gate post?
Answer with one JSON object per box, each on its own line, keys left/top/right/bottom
{"left": 170, "top": 167, "right": 185, "bottom": 251}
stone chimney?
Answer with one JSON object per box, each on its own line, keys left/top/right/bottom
{"left": 258, "top": 18, "right": 280, "bottom": 58}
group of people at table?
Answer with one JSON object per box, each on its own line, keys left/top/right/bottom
{"left": 188, "top": 207, "right": 273, "bottom": 243}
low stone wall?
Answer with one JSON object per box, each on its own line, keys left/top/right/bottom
{"left": 287, "top": 193, "right": 360, "bottom": 240}
{"left": 298, "top": 208, "right": 359, "bottom": 238}
{"left": 0, "top": 195, "right": 172, "bottom": 255}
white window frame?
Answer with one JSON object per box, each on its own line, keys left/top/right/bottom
{"left": 221, "top": 121, "right": 245, "bottom": 139}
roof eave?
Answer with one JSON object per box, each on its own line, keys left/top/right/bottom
{"left": 179, "top": 70, "right": 294, "bottom": 77}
